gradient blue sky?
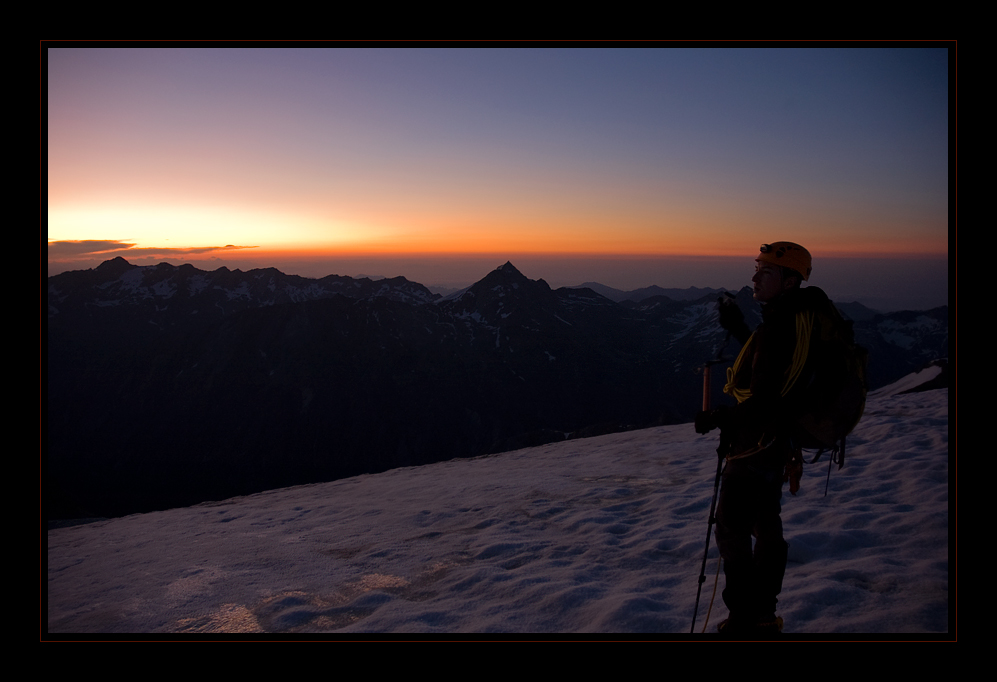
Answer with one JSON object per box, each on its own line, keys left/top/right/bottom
{"left": 46, "top": 46, "right": 951, "bottom": 310}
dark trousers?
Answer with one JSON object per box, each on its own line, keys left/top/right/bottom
{"left": 714, "top": 463, "right": 789, "bottom": 622}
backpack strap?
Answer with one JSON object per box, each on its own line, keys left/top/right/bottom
{"left": 809, "top": 438, "right": 846, "bottom": 469}
{"left": 810, "top": 438, "right": 846, "bottom": 496}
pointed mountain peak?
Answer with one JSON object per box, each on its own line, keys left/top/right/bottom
{"left": 496, "top": 261, "right": 523, "bottom": 276}
{"left": 455, "top": 260, "right": 553, "bottom": 310}
{"left": 472, "top": 261, "right": 532, "bottom": 290}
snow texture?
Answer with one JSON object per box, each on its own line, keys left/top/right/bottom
{"left": 47, "top": 383, "right": 949, "bottom": 638}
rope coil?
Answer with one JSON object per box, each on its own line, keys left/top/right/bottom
{"left": 723, "top": 311, "right": 814, "bottom": 403}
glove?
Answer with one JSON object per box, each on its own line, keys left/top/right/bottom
{"left": 716, "top": 293, "right": 744, "bottom": 332}
{"left": 695, "top": 406, "right": 732, "bottom": 435}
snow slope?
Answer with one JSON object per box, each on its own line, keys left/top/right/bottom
{"left": 46, "top": 383, "right": 949, "bottom": 638}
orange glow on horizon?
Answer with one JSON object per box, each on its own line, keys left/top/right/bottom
{"left": 47, "top": 201, "right": 948, "bottom": 271}
{"left": 46, "top": 238, "right": 949, "bottom": 269}
{"left": 191, "top": 241, "right": 949, "bottom": 264}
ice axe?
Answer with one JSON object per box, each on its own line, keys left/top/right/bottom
{"left": 698, "top": 356, "right": 729, "bottom": 412}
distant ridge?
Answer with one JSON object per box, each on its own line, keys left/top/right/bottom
{"left": 47, "top": 257, "right": 439, "bottom": 324}
{"left": 570, "top": 282, "right": 729, "bottom": 304}
{"left": 834, "top": 300, "right": 882, "bottom": 321}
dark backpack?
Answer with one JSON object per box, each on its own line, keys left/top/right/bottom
{"left": 791, "top": 302, "right": 869, "bottom": 470}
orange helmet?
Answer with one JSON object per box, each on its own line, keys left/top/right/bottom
{"left": 756, "top": 242, "right": 812, "bottom": 281}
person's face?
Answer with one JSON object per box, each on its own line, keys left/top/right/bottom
{"left": 752, "top": 262, "right": 790, "bottom": 302}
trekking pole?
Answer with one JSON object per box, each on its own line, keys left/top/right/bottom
{"left": 690, "top": 355, "right": 729, "bottom": 634}
{"left": 690, "top": 431, "right": 726, "bottom": 633}
{"left": 702, "top": 362, "right": 711, "bottom": 413}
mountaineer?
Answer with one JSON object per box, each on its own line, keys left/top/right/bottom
{"left": 695, "top": 241, "right": 864, "bottom": 635}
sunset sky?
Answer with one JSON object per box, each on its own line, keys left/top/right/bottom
{"left": 46, "top": 47, "right": 951, "bottom": 310}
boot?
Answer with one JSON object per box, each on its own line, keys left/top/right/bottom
{"left": 716, "top": 614, "right": 784, "bottom": 637}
